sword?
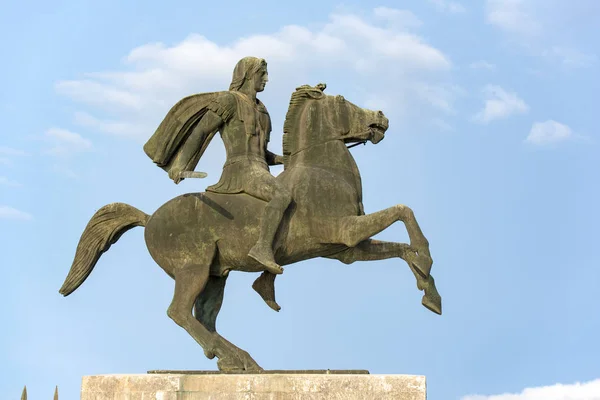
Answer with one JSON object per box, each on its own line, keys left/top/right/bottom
{"left": 179, "top": 171, "right": 208, "bottom": 179}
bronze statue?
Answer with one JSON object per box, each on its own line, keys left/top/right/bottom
{"left": 60, "top": 57, "right": 441, "bottom": 373}
{"left": 144, "top": 57, "right": 288, "bottom": 276}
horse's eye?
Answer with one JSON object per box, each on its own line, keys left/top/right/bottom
{"left": 336, "top": 95, "right": 345, "bottom": 102}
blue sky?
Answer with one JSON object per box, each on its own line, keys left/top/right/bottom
{"left": 1, "top": 0, "right": 599, "bottom": 399}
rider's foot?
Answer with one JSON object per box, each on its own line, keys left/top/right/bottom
{"left": 249, "top": 243, "right": 283, "bottom": 275}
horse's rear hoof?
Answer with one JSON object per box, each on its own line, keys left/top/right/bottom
{"left": 422, "top": 293, "right": 442, "bottom": 315}
{"left": 217, "top": 352, "right": 263, "bottom": 373}
{"left": 204, "top": 349, "right": 216, "bottom": 359}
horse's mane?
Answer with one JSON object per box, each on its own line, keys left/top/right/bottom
{"left": 282, "top": 83, "right": 327, "bottom": 165}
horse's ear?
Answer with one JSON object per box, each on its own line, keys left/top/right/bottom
{"left": 295, "top": 84, "right": 312, "bottom": 91}
{"left": 293, "top": 85, "right": 325, "bottom": 100}
{"left": 294, "top": 83, "right": 326, "bottom": 92}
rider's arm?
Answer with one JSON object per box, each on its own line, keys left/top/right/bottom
{"left": 176, "top": 110, "right": 223, "bottom": 162}
{"left": 168, "top": 110, "right": 224, "bottom": 183}
{"left": 197, "top": 110, "right": 224, "bottom": 134}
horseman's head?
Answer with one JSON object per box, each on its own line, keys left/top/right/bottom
{"left": 229, "top": 57, "right": 269, "bottom": 93}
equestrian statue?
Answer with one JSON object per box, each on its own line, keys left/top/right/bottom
{"left": 59, "top": 56, "right": 442, "bottom": 372}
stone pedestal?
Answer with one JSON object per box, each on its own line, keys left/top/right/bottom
{"left": 81, "top": 373, "right": 426, "bottom": 400}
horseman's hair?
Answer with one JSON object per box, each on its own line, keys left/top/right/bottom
{"left": 229, "top": 57, "right": 267, "bottom": 91}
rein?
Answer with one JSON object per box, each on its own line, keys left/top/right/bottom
{"left": 288, "top": 137, "right": 367, "bottom": 158}
{"left": 347, "top": 141, "right": 367, "bottom": 149}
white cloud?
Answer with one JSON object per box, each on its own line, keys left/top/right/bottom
{"left": 428, "top": 0, "right": 466, "bottom": 13}
{"left": 473, "top": 85, "right": 528, "bottom": 123}
{"left": 431, "top": 118, "right": 454, "bottom": 132}
{"left": 0, "top": 146, "right": 27, "bottom": 168}
{"left": 0, "top": 146, "right": 27, "bottom": 156}
{"left": 56, "top": 79, "right": 145, "bottom": 112}
{"left": 413, "top": 82, "right": 463, "bottom": 114}
{"left": 543, "top": 47, "right": 597, "bottom": 68}
{"left": 462, "top": 378, "right": 600, "bottom": 400}
{"left": 364, "top": 96, "right": 391, "bottom": 113}
{"left": 373, "top": 7, "right": 423, "bottom": 29}
{"left": 52, "top": 164, "right": 79, "bottom": 179}
{"left": 485, "top": 1, "right": 596, "bottom": 69}
{"left": 73, "top": 111, "right": 148, "bottom": 137}
{"left": 0, "top": 176, "right": 22, "bottom": 187}
{"left": 0, "top": 205, "right": 33, "bottom": 221}
{"left": 43, "top": 128, "right": 92, "bottom": 156}
{"left": 526, "top": 120, "right": 573, "bottom": 145}
{"left": 485, "top": 0, "right": 541, "bottom": 36}
{"left": 53, "top": 8, "right": 454, "bottom": 141}
{"left": 470, "top": 60, "right": 496, "bottom": 70}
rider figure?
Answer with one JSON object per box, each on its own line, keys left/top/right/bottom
{"left": 164, "top": 57, "right": 290, "bottom": 275}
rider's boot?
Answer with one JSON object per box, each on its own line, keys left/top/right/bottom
{"left": 248, "top": 193, "right": 290, "bottom": 275}
{"left": 249, "top": 205, "right": 284, "bottom": 274}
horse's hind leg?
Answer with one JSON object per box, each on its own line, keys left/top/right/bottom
{"left": 196, "top": 275, "right": 264, "bottom": 371}
{"left": 194, "top": 275, "right": 227, "bottom": 334}
{"left": 166, "top": 248, "right": 262, "bottom": 371}
{"left": 166, "top": 263, "right": 216, "bottom": 358}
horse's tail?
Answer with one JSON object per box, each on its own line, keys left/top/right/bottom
{"left": 59, "top": 202, "right": 150, "bottom": 296}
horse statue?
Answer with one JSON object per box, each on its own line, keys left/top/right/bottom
{"left": 59, "top": 83, "right": 441, "bottom": 372}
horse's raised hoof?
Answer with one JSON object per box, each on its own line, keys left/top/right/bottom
{"left": 422, "top": 293, "right": 442, "bottom": 315}
{"left": 217, "top": 350, "right": 263, "bottom": 373}
{"left": 421, "top": 276, "right": 442, "bottom": 315}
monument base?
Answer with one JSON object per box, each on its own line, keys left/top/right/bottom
{"left": 81, "top": 372, "right": 426, "bottom": 399}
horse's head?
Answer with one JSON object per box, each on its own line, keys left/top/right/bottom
{"left": 282, "top": 83, "right": 389, "bottom": 162}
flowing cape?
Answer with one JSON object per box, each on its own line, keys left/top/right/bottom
{"left": 143, "top": 91, "right": 229, "bottom": 176}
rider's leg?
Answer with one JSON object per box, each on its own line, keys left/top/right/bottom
{"left": 248, "top": 185, "right": 292, "bottom": 274}
{"left": 245, "top": 171, "right": 292, "bottom": 274}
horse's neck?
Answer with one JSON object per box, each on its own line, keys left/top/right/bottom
{"left": 289, "top": 140, "right": 362, "bottom": 186}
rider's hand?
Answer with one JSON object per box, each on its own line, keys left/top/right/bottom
{"left": 168, "top": 168, "right": 183, "bottom": 184}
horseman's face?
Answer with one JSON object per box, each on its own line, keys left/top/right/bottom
{"left": 253, "top": 66, "right": 269, "bottom": 92}
{"left": 329, "top": 95, "right": 389, "bottom": 145}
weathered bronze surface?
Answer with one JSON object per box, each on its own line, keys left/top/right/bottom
{"left": 147, "top": 370, "right": 370, "bottom": 375}
{"left": 60, "top": 57, "right": 441, "bottom": 373}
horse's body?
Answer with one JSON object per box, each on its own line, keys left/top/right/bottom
{"left": 146, "top": 137, "right": 364, "bottom": 277}
{"left": 60, "top": 84, "right": 441, "bottom": 372}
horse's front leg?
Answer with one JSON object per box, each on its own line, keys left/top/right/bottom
{"left": 320, "top": 205, "right": 433, "bottom": 278}
{"left": 326, "top": 240, "right": 441, "bottom": 315}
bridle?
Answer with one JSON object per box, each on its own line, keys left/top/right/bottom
{"left": 347, "top": 141, "right": 367, "bottom": 149}
{"left": 288, "top": 134, "right": 369, "bottom": 158}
